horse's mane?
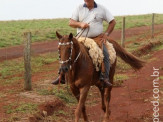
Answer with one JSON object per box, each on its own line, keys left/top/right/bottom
{"left": 73, "top": 37, "right": 90, "bottom": 61}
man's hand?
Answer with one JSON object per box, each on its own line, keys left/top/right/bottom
{"left": 69, "top": 19, "right": 89, "bottom": 29}
{"left": 80, "top": 22, "right": 89, "bottom": 29}
{"left": 100, "top": 32, "right": 109, "bottom": 43}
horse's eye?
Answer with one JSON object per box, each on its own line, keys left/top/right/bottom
{"left": 68, "top": 48, "right": 71, "bottom": 53}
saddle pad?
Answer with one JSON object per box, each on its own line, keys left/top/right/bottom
{"left": 77, "top": 37, "right": 116, "bottom": 71}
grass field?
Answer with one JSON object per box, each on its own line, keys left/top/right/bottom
{"left": 0, "top": 14, "right": 163, "bottom": 48}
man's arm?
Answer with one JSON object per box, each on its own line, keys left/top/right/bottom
{"left": 104, "top": 19, "right": 116, "bottom": 36}
{"left": 69, "top": 19, "right": 89, "bottom": 29}
{"left": 101, "top": 19, "right": 116, "bottom": 43}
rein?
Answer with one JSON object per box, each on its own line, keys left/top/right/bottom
{"left": 76, "top": 26, "right": 90, "bottom": 40}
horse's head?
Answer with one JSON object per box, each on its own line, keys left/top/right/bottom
{"left": 56, "top": 31, "right": 74, "bottom": 74}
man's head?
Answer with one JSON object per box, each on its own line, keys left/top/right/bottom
{"left": 84, "top": 0, "right": 94, "bottom": 8}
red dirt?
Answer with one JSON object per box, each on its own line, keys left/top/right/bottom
{"left": 0, "top": 24, "right": 163, "bottom": 62}
{"left": 87, "top": 49, "right": 163, "bottom": 122}
{"left": 29, "top": 100, "right": 65, "bottom": 122}
{"left": 132, "top": 40, "right": 162, "bottom": 56}
{"left": 38, "top": 100, "right": 65, "bottom": 116}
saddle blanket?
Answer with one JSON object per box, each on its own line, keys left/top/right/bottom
{"left": 77, "top": 37, "right": 116, "bottom": 71}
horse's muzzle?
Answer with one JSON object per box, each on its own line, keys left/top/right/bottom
{"left": 60, "top": 65, "right": 69, "bottom": 73}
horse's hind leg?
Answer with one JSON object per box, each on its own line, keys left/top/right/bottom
{"left": 75, "top": 86, "right": 90, "bottom": 122}
{"left": 71, "top": 85, "right": 89, "bottom": 122}
{"left": 103, "top": 88, "right": 112, "bottom": 122}
{"left": 82, "top": 105, "right": 88, "bottom": 122}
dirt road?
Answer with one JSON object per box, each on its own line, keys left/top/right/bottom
{"left": 87, "top": 49, "right": 163, "bottom": 122}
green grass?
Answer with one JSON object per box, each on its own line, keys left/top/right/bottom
{"left": 0, "top": 52, "right": 59, "bottom": 86}
{"left": 125, "top": 31, "right": 163, "bottom": 53}
{"left": 135, "top": 89, "right": 149, "bottom": 93}
{"left": 104, "top": 14, "right": 163, "bottom": 30}
{"left": 141, "top": 54, "right": 152, "bottom": 61}
{"left": 116, "top": 57, "right": 132, "bottom": 73}
{"left": 0, "top": 19, "right": 74, "bottom": 47}
{"left": 0, "top": 14, "right": 163, "bottom": 48}
{"left": 37, "top": 86, "right": 77, "bottom": 105}
{"left": 160, "top": 76, "right": 163, "bottom": 80}
{"left": 8, "top": 116, "right": 21, "bottom": 122}
{"left": 0, "top": 93, "right": 6, "bottom": 98}
{"left": 113, "top": 74, "right": 129, "bottom": 87}
{"left": 46, "top": 111, "right": 71, "bottom": 122}
{"left": 55, "top": 110, "right": 68, "bottom": 116}
{"left": 151, "top": 42, "right": 163, "bottom": 51}
{"left": 4, "top": 102, "right": 38, "bottom": 114}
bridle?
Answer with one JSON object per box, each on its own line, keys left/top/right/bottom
{"left": 58, "top": 39, "right": 81, "bottom": 70}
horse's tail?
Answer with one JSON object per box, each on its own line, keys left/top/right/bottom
{"left": 109, "top": 39, "right": 145, "bottom": 70}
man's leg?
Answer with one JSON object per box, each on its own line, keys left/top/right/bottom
{"left": 102, "top": 43, "right": 112, "bottom": 86}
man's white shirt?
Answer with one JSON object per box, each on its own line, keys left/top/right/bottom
{"left": 71, "top": 3, "right": 114, "bottom": 38}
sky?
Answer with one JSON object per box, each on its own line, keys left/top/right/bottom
{"left": 0, "top": 0, "right": 163, "bottom": 21}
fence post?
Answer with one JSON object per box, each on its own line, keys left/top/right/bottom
{"left": 152, "top": 13, "right": 155, "bottom": 39}
{"left": 24, "top": 32, "right": 32, "bottom": 90}
{"left": 121, "top": 17, "right": 125, "bottom": 47}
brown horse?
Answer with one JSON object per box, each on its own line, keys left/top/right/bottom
{"left": 56, "top": 31, "right": 145, "bottom": 122}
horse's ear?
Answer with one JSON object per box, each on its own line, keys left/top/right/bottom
{"left": 69, "top": 33, "right": 73, "bottom": 40}
{"left": 56, "top": 31, "right": 62, "bottom": 39}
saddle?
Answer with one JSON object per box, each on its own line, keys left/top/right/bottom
{"left": 77, "top": 35, "right": 116, "bottom": 72}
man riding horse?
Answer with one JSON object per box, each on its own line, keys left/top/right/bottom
{"left": 52, "top": 0, "right": 116, "bottom": 87}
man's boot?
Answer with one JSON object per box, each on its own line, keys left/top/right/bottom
{"left": 100, "top": 72, "right": 112, "bottom": 87}
{"left": 51, "top": 74, "right": 65, "bottom": 85}
{"left": 103, "top": 78, "right": 112, "bottom": 87}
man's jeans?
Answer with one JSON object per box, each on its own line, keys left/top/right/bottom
{"left": 103, "top": 44, "right": 110, "bottom": 79}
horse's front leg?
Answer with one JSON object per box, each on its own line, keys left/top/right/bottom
{"left": 75, "top": 86, "right": 90, "bottom": 122}
{"left": 103, "top": 60, "right": 115, "bottom": 122}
